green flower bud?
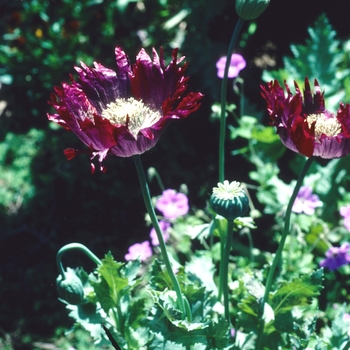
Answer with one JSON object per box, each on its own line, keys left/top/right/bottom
{"left": 235, "top": 0, "right": 270, "bottom": 20}
{"left": 210, "top": 180, "right": 249, "bottom": 220}
{"left": 56, "top": 268, "right": 84, "bottom": 305}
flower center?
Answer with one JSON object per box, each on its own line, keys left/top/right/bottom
{"left": 212, "top": 180, "right": 245, "bottom": 200}
{"left": 101, "top": 97, "right": 162, "bottom": 139}
{"left": 305, "top": 113, "right": 342, "bottom": 142}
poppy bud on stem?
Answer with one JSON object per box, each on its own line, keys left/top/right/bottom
{"left": 235, "top": 0, "right": 270, "bottom": 20}
{"left": 56, "top": 243, "right": 102, "bottom": 305}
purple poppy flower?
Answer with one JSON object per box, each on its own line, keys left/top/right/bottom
{"left": 340, "top": 205, "right": 350, "bottom": 231}
{"left": 124, "top": 241, "right": 152, "bottom": 261}
{"left": 292, "top": 186, "right": 322, "bottom": 215}
{"left": 319, "top": 242, "right": 350, "bottom": 270}
{"left": 150, "top": 220, "right": 171, "bottom": 246}
{"left": 156, "top": 189, "right": 189, "bottom": 219}
{"left": 216, "top": 54, "right": 246, "bottom": 79}
{"left": 48, "top": 47, "right": 203, "bottom": 172}
{"left": 261, "top": 78, "right": 350, "bottom": 158}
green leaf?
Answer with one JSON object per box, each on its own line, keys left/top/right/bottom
{"left": 92, "top": 252, "right": 129, "bottom": 313}
{"left": 271, "top": 269, "right": 324, "bottom": 315}
{"left": 149, "top": 259, "right": 174, "bottom": 291}
{"left": 66, "top": 302, "right": 110, "bottom": 345}
{"left": 205, "top": 319, "right": 231, "bottom": 349}
{"left": 185, "top": 251, "right": 217, "bottom": 293}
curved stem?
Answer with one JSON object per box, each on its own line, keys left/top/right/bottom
{"left": 222, "top": 220, "right": 234, "bottom": 322}
{"left": 218, "top": 17, "right": 245, "bottom": 183}
{"left": 56, "top": 242, "right": 102, "bottom": 279}
{"left": 256, "top": 156, "right": 314, "bottom": 349}
{"left": 133, "top": 155, "right": 189, "bottom": 320}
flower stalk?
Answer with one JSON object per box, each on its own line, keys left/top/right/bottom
{"left": 256, "top": 156, "right": 314, "bottom": 349}
{"left": 222, "top": 219, "right": 234, "bottom": 322}
{"left": 133, "top": 155, "right": 189, "bottom": 320}
{"left": 56, "top": 242, "right": 102, "bottom": 280}
{"left": 219, "top": 17, "right": 245, "bottom": 182}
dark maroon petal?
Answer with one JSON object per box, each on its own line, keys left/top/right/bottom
{"left": 161, "top": 91, "right": 203, "bottom": 123}
{"left": 312, "top": 79, "right": 325, "bottom": 112}
{"left": 78, "top": 114, "right": 118, "bottom": 151}
{"left": 115, "top": 47, "right": 131, "bottom": 78}
{"left": 303, "top": 77, "right": 313, "bottom": 113}
{"left": 109, "top": 128, "right": 163, "bottom": 157}
{"left": 303, "top": 78, "right": 325, "bottom": 114}
{"left": 337, "top": 103, "right": 350, "bottom": 134}
{"left": 47, "top": 112, "right": 71, "bottom": 130}
{"left": 290, "top": 115, "right": 315, "bottom": 157}
{"left": 313, "top": 137, "right": 350, "bottom": 158}
{"left": 130, "top": 48, "right": 186, "bottom": 110}
{"left": 75, "top": 60, "right": 130, "bottom": 114}
{"left": 48, "top": 83, "right": 99, "bottom": 147}
{"left": 261, "top": 80, "right": 302, "bottom": 128}
{"left": 130, "top": 48, "right": 165, "bottom": 109}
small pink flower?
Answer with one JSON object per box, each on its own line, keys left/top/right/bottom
{"left": 292, "top": 186, "right": 322, "bottom": 215}
{"left": 124, "top": 241, "right": 152, "bottom": 261}
{"left": 150, "top": 220, "right": 171, "bottom": 246}
{"left": 156, "top": 189, "right": 189, "bottom": 219}
{"left": 216, "top": 53, "right": 246, "bottom": 79}
{"left": 340, "top": 205, "right": 350, "bottom": 231}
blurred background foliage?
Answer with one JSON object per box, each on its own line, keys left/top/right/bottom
{"left": 0, "top": 0, "right": 350, "bottom": 347}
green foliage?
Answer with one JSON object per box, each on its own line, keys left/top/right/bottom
{"left": 263, "top": 14, "right": 350, "bottom": 111}
{"left": 271, "top": 269, "right": 323, "bottom": 315}
{"left": 238, "top": 270, "right": 324, "bottom": 348}
{"left": 0, "top": 128, "right": 44, "bottom": 213}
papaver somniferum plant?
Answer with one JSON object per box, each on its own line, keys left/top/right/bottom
{"left": 47, "top": 8, "right": 350, "bottom": 350}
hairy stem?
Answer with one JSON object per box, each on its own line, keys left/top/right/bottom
{"left": 133, "top": 155, "right": 189, "bottom": 320}
{"left": 222, "top": 220, "right": 234, "bottom": 322}
{"left": 218, "top": 17, "right": 245, "bottom": 183}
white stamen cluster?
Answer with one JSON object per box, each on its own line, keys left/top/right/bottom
{"left": 306, "top": 113, "right": 342, "bottom": 142}
{"left": 212, "top": 180, "right": 244, "bottom": 200}
{"left": 102, "top": 97, "right": 162, "bottom": 139}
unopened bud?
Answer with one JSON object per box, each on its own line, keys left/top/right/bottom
{"left": 56, "top": 268, "right": 84, "bottom": 305}
{"left": 235, "top": 0, "right": 270, "bottom": 20}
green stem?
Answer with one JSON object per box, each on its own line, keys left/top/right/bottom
{"left": 255, "top": 156, "right": 314, "bottom": 349}
{"left": 343, "top": 340, "right": 350, "bottom": 350}
{"left": 222, "top": 220, "right": 234, "bottom": 322}
{"left": 218, "top": 232, "right": 226, "bottom": 300}
{"left": 218, "top": 17, "right": 245, "bottom": 183}
{"left": 56, "top": 242, "right": 102, "bottom": 280}
{"left": 148, "top": 167, "right": 166, "bottom": 192}
{"left": 133, "top": 155, "right": 189, "bottom": 320}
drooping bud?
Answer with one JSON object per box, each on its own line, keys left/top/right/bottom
{"left": 235, "top": 0, "right": 270, "bottom": 20}
{"left": 56, "top": 267, "right": 84, "bottom": 305}
{"left": 210, "top": 180, "right": 249, "bottom": 220}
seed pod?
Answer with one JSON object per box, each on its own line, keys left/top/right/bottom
{"left": 210, "top": 180, "right": 249, "bottom": 220}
